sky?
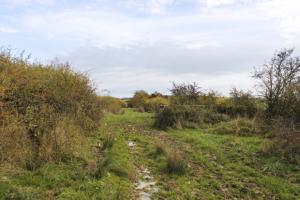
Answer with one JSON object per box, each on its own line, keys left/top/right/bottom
{"left": 1, "top": 0, "right": 300, "bottom": 97}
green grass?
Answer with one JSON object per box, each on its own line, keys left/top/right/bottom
{"left": 1, "top": 109, "right": 300, "bottom": 199}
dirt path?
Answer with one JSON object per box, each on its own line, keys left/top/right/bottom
{"left": 135, "top": 167, "right": 159, "bottom": 200}
{"left": 127, "top": 140, "right": 159, "bottom": 200}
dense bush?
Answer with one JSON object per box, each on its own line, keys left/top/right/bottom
{"left": 128, "top": 90, "right": 149, "bottom": 112}
{"left": 129, "top": 90, "right": 169, "bottom": 112}
{"left": 0, "top": 118, "right": 31, "bottom": 166}
{"left": 229, "top": 88, "right": 258, "bottom": 118}
{"left": 262, "top": 118, "right": 300, "bottom": 166}
{"left": 0, "top": 51, "right": 102, "bottom": 168}
{"left": 154, "top": 105, "right": 227, "bottom": 130}
{"left": 144, "top": 96, "right": 169, "bottom": 112}
{"left": 154, "top": 83, "right": 227, "bottom": 129}
{"left": 215, "top": 89, "right": 258, "bottom": 118}
{"left": 98, "top": 96, "right": 124, "bottom": 114}
{"left": 170, "top": 82, "right": 202, "bottom": 105}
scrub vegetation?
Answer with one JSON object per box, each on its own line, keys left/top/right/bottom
{"left": 1, "top": 49, "right": 300, "bottom": 199}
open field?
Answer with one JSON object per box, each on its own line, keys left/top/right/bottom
{"left": 1, "top": 109, "right": 299, "bottom": 199}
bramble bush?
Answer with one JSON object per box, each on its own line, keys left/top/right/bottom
{"left": 0, "top": 50, "right": 103, "bottom": 169}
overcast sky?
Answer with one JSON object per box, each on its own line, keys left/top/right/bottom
{"left": 1, "top": 0, "right": 300, "bottom": 97}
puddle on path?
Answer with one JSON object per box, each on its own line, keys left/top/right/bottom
{"left": 135, "top": 168, "right": 159, "bottom": 200}
{"left": 128, "top": 140, "right": 159, "bottom": 200}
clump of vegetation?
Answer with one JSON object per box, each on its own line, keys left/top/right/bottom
{"left": 154, "top": 83, "right": 227, "bottom": 129}
{"left": 253, "top": 48, "right": 300, "bottom": 165}
{"left": 86, "top": 157, "right": 108, "bottom": 178}
{"left": 211, "top": 117, "right": 262, "bottom": 136}
{"left": 129, "top": 90, "right": 169, "bottom": 112}
{"left": 0, "top": 118, "right": 31, "bottom": 166}
{"left": 128, "top": 90, "right": 149, "bottom": 112}
{"left": 261, "top": 118, "right": 300, "bottom": 165}
{"left": 166, "top": 149, "right": 186, "bottom": 175}
{"left": 145, "top": 96, "right": 169, "bottom": 113}
{"left": 101, "top": 133, "right": 115, "bottom": 150}
{"left": 0, "top": 50, "right": 102, "bottom": 169}
{"left": 98, "top": 96, "right": 124, "bottom": 114}
{"left": 216, "top": 88, "right": 258, "bottom": 118}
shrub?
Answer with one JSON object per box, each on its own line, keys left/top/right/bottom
{"left": 215, "top": 89, "right": 258, "bottom": 118}
{"left": 154, "top": 83, "right": 229, "bottom": 129}
{"left": 263, "top": 118, "right": 300, "bottom": 166}
{"left": 170, "top": 82, "right": 202, "bottom": 105}
{"left": 154, "top": 106, "right": 177, "bottom": 129}
{"left": 0, "top": 118, "right": 31, "bottom": 167}
{"left": 38, "top": 117, "right": 85, "bottom": 163}
{"left": 144, "top": 96, "right": 169, "bottom": 113}
{"left": 154, "top": 105, "right": 227, "bottom": 130}
{"left": 99, "top": 96, "right": 124, "bottom": 114}
{"left": 166, "top": 149, "right": 186, "bottom": 175}
{"left": 229, "top": 88, "right": 258, "bottom": 118}
{"left": 128, "top": 90, "right": 149, "bottom": 111}
{"left": 0, "top": 51, "right": 103, "bottom": 168}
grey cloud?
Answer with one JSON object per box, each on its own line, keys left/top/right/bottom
{"left": 63, "top": 42, "right": 277, "bottom": 76}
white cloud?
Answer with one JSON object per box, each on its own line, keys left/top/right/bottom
{"left": 205, "top": 0, "right": 235, "bottom": 8}
{"left": 21, "top": 3, "right": 270, "bottom": 48}
{"left": 3, "top": 0, "right": 300, "bottom": 96}
{"left": 128, "top": 0, "right": 176, "bottom": 14}
{"left": 0, "top": 26, "right": 18, "bottom": 34}
{"left": 258, "top": 0, "right": 300, "bottom": 43}
{"left": 3, "top": 0, "right": 56, "bottom": 6}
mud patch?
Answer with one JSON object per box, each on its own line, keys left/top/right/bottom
{"left": 135, "top": 168, "right": 159, "bottom": 200}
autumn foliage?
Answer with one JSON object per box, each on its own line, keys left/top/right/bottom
{"left": 0, "top": 51, "right": 103, "bottom": 168}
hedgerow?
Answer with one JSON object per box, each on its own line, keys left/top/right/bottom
{"left": 0, "top": 51, "right": 103, "bottom": 169}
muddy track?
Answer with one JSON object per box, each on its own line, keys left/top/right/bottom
{"left": 127, "top": 140, "right": 159, "bottom": 200}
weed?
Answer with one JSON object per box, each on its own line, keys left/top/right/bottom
{"left": 101, "top": 134, "right": 115, "bottom": 150}
{"left": 166, "top": 149, "right": 186, "bottom": 175}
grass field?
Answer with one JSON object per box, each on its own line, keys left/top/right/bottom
{"left": 1, "top": 109, "right": 300, "bottom": 199}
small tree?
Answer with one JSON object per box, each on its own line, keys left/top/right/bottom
{"left": 254, "top": 49, "right": 300, "bottom": 165}
{"left": 253, "top": 48, "right": 300, "bottom": 120}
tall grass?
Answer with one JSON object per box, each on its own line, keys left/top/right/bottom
{"left": 166, "top": 149, "right": 187, "bottom": 175}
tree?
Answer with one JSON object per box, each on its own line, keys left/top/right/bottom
{"left": 253, "top": 48, "right": 300, "bottom": 119}
{"left": 170, "top": 82, "right": 202, "bottom": 105}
